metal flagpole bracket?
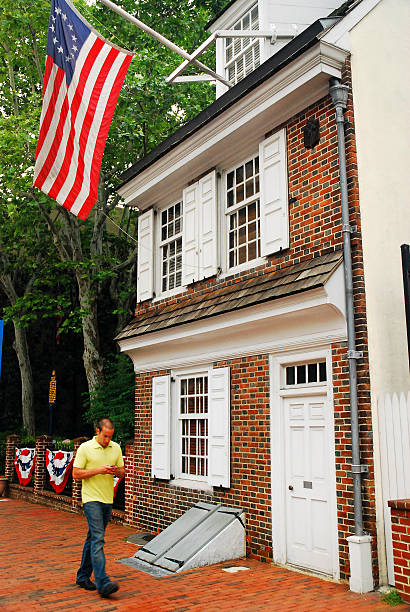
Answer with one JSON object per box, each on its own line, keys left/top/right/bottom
{"left": 97, "top": 0, "right": 232, "bottom": 87}
{"left": 167, "top": 29, "right": 282, "bottom": 85}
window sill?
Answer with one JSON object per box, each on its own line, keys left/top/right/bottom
{"left": 170, "top": 477, "right": 213, "bottom": 493}
{"left": 153, "top": 286, "right": 187, "bottom": 303}
{"left": 219, "top": 256, "right": 266, "bottom": 280}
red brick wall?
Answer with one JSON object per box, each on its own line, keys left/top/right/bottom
{"left": 132, "top": 345, "right": 375, "bottom": 578}
{"left": 388, "top": 500, "right": 410, "bottom": 603}
{"left": 133, "top": 357, "right": 272, "bottom": 562}
{"left": 128, "top": 61, "right": 377, "bottom": 581}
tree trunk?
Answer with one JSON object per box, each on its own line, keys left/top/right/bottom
{"left": 76, "top": 273, "right": 104, "bottom": 393}
{"left": 13, "top": 323, "right": 35, "bottom": 435}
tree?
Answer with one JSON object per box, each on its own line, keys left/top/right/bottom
{"left": 0, "top": 0, "right": 225, "bottom": 431}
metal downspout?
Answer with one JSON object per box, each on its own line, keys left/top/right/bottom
{"left": 329, "top": 77, "right": 364, "bottom": 537}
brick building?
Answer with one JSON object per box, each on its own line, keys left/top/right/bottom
{"left": 116, "top": 0, "right": 410, "bottom": 592}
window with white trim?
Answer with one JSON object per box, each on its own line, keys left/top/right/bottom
{"left": 225, "top": 4, "right": 260, "bottom": 85}
{"left": 136, "top": 131, "right": 288, "bottom": 301}
{"left": 179, "top": 374, "right": 209, "bottom": 479}
{"left": 283, "top": 361, "right": 327, "bottom": 388}
{"left": 160, "top": 201, "right": 183, "bottom": 293}
{"left": 225, "top": 154, "right": 261, "bottom": 268}
{"left": 151, "top": 368, "right": 230, "bottom": 488}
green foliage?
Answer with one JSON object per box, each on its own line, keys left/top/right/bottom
{"left": 382, "top": 589, "right": 403, "bottom": 606}
{"left": 0, "top": 0, "right": 226, "bottom": 434}
{"left": 20, "top": 435, "right": 36, "bottom": 447}
{"left": 52, "top": 438, "right": 74, "bottom": 452}
{"left": 83, "top": 354, "right": 135, "bottom": 445}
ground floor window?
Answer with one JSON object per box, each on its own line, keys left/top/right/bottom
{"left": 284, "top": 360, "right": 327, "bottom": 387}
{"left": 151, "top": 367, "right": 230, "bottom": 488}
{"left": 179, "top": 375, "right": 208, "bottom": 479}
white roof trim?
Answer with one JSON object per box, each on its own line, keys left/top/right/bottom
{"left": 118, "top": 41, "right": 348, "bottom": 210}
{"left": 319, "top": 0, "right": 382, "bottom": 51}
{"left": 119, "top": 264, "right": 346, "bottom": 373}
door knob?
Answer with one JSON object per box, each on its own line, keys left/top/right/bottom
{"left": 288, "top": 485, "right": 294, "bottom": 490}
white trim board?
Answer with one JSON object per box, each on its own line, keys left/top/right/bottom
{"left": 118, "top": 42, "right": 348, "bottom": 209}
{"left": 120, "top": 266, "right": 347, "bottom": 373}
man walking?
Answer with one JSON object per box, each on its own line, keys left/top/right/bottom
{"left": 73, "top": 418, "right": 124, "bottom": 597}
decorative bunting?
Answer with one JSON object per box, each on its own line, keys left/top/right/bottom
{"left": 14, "top": 448, "right": 36, "bottom": 486}
{"left": 46, "top": 449, "right": 74, "bottom": 493}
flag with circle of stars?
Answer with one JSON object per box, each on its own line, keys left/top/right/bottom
{"left": 46, "top": 0, "right": 90, "bottom": 86}
{"left": 34, "top": 0, "right": 133, "bottom": 220}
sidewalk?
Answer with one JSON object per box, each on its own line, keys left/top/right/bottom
{"left": 0, "top": 499, "right": 407, "bottom": 611}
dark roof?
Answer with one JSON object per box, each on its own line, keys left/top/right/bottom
{"left": 116, "top": 250, "right": 343, "bottom": 342}
{"left": 118, "top": 17, "right": 338, "bottom": 189}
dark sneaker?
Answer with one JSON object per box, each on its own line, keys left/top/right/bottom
{"left": 99, "top": 581, "right": 119, "bottom": 597}
{"left": 76, "top": 577, "right": 97, "bottom": 591}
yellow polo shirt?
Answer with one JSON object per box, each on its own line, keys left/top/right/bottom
{"left": 73, "top": 436, "right": 124, "bottom": 504}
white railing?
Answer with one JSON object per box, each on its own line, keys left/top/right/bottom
{"left": 378, "top": 392, "right": 410, "bottom": 585}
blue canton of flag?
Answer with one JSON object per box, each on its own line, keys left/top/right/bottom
{"left": 46, "top": 0, "right": 90, "bottom": 86}
{"left": 34, "top": 0, "right": 133, "bottom": 220}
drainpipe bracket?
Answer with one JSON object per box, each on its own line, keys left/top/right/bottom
{"left": 343, "top": 223, "right": 358, "bottom": 235}
{"left": 346, "top": 350, "right": 363, "bottom": 360}
{"left": 351, "top": 464, "right": 368, "bottom": 475}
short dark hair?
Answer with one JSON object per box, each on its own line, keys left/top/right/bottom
{"left": 96, "top": 417, "right": 114, "bottom": 431}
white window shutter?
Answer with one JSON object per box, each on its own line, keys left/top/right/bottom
{"left": 259, "top": 128, "right": 289, "bottom": 256}
{"left": 198, "top": 171, "right": 218, "bottom": 280}
{"left": 182, "top": 183, "right": 199, "bottom": 285}
{"left": 151, "top": 375, "right": 171, "bottom": 479}
{"left": 208, "top": 367, "right": 230, "bottom": 488}
{"left": 137, "top": 209, "right": 154, "bottom": 302}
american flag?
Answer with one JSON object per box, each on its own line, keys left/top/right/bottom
{"left": 34, "top": 0, "right": 133, "bottom": 220}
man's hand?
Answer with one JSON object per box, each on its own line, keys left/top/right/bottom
{"left": 111, "top": 465, "right": 125, "bottom": 479}
{"left": 101, "top": 464, "right": 116, "bottom": 475}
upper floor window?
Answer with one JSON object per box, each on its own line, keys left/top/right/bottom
{"left": 226, "top": 155, "right": 261, "bottom": 268}
{"left": 160, "top": 202, "right": 183, "bottom": 293}
{"left": 136, "top": 129, "right": 289, "bottom": 303}
{"left": 225, "top": 4, "right": 260, "bottom": 85}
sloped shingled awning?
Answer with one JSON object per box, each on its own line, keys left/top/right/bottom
{"left": 116, "top": 250, "right": 343, "bottom": 343}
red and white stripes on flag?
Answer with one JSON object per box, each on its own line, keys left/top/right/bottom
{"left": 34, "top": 0, "right": 133, "bottom": 220}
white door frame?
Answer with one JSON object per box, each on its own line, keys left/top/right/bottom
{"left": 269, "top": 347, "right": 340, "bottom": 579}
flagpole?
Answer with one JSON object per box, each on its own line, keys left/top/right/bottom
{"left": 97, "top": 0, "right": 232, "bottom": 88}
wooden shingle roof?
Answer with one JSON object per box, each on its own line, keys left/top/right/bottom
{"left": 116, "top": 250, "right": 343, "bottom": 342}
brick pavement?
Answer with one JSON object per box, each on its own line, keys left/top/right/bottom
{"left": 0, "top": 499, "right": 408, "bottom": 611}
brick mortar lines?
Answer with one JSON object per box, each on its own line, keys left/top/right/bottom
{"left": 133, "top": 88, "right": 346, "bottom": 319}
{"left": 389, "top": 504, "right": 410, "bottom": 602}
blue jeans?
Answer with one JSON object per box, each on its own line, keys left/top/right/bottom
{"left": 77, "top": 501, "right": 112, "bottom": 591}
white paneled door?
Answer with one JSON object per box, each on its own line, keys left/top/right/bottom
{"left": 284, "top": 394, "right": 334, "bottom": 574}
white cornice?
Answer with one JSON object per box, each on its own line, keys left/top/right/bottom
{"left": 119, "top": 265, "right": 347, "bottom": 373}
{"left": 118, "top": 41, "right": 348, "bottom": 209}
{"left": 124, "top": 329, "right": 347, "bottom": 373}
